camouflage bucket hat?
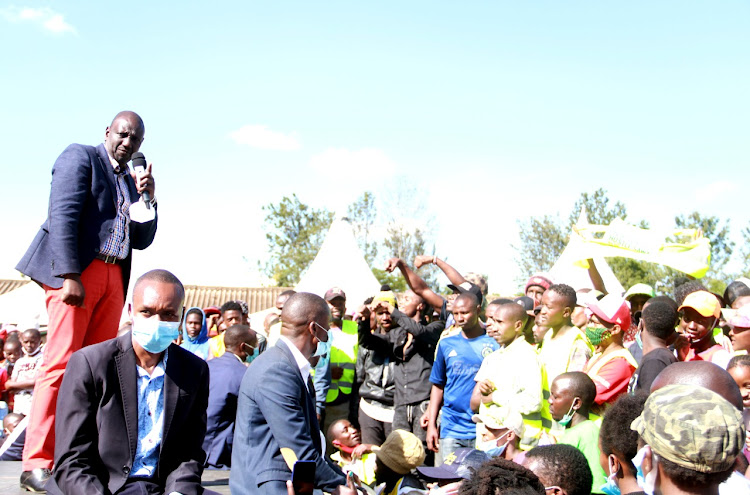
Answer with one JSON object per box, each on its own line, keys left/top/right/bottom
{"left": 631, "top": 384, "right": 744, "bottom": 473}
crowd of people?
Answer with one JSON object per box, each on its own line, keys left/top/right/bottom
{"left": 4, "top": 110, "right": 750, "bottom": 495}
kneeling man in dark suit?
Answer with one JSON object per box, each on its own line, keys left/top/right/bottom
{"left": 47, "top": 269, "right": 212, "bottom": 495}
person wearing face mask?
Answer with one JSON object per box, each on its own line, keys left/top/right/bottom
{"left": 203, "top": 324, "right": 258, "bottom": 469}
{"left": 583, "top": 295, "right": 638, "bottom": 410}
{"left": 230, "top": 292, "right": 357, "bottom": 495}
{"left": 630, "top": 384, "right": 744, "bottom": 495}
{"left": 598, "top": 394, "right": 648, "bottom": 495}
{"left": 547, "top": 372, "right": 607, "bottom": 494}
{"left": 46, "top": 269, "right": 215, "bottom": 495}
{"left": 472, "top": 406, "right": 525, "bottom": 462}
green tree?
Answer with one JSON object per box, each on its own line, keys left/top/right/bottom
{"left": 674, "top": 212, "right": 734, "bottom": 292}
{"left": 740, "top": 224, "right": 750, "bottom": 277}
{"left": 262, "top": 194, "right": 334, "bottom": 286}
{"left": 347, "top": 191, "right": 378, "bottom": 266}
{"left": 568, "top": 188, "right": 628, "bottom": 227}
{"left": 515, "top": 215, "right": 567, "bottom": 276}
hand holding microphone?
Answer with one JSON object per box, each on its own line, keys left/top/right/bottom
{"left": 131, "top": 152, "right": 155, "bottom": 209}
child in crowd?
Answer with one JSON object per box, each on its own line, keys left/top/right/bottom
{"left": 327, "top": 419, "right": 377, "bottom": 486}
{"left": 6, "top": 328, "right": 43, "bottom": 416}
{"left": 547, "top": 372, "right": 607, "bottom": 494}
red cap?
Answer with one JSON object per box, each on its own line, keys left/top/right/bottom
{"left": 588, "top": 294, "right": 631, "bottom": 330}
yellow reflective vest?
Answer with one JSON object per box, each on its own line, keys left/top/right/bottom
{"left": 326, "top": 319, "right": 359, "bottom": 403}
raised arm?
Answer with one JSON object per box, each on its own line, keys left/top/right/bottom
{"left": 384, "top": 257, "right": 445, "bottom": 311}
{"left": 414, "top": 255, "right": 467, "bottom": 287}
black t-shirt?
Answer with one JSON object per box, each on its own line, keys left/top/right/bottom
{"left": 628, "top": 347, "right": 677, "bottom": 394}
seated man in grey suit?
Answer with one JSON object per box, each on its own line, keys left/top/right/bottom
{"left": 48, "top": 269, "right": 214, "bottom": 495}
{"left": 230, "top": 292, "right": 357, "bottom": 494}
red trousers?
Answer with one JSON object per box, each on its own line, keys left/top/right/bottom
{"left": 22, "top": 259, "right": 124, "bottom": 470}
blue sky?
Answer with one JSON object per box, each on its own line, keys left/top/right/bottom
{"left": 1, "top": 1, "right": 748, "bottom": 295}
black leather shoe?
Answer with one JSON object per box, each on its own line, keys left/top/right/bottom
{"left": 20, "top": 468, "right": 51, "bottom": 493}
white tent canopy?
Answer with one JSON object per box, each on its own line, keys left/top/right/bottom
{"left": 548, "top": 208, "right": 625, "bottom": 296}
{"left": 0, "top": 281, "right": 48, "bottom": 327}
{"left": 295, "top": 217, "right": 381, "bottom": 311}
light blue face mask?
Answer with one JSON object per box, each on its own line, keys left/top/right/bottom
{"left": 312, "top": 321, "right": 332, "bottom": 359}
{"left": 600, "top": 469, "right": 621, "bottom": 495}
{"left": 479, "top": 431, "right": 510, "bottom": 458}
{"left": 132, "top": 316, "right": 180, "bottom": 354}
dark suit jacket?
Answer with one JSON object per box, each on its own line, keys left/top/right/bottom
{"left": 16, "top": 143, "right": 157, "bottom": 295}
{"left": 230, "top": 340, "right": 345, "bottom": 494}
{"left": 203, "top": 352, "right": 248, "bottom": 469}
{"left": 47, "top": 332, "right": 209, "bottom": 495}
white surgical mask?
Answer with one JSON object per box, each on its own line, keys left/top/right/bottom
{"left": 632, "top": 445, "right": 657, "bottom": 495}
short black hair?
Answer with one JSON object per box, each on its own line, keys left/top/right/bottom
{"left": 642, "top": 298, "right": 678, "bottom": 340}
{"left": 220, "top": 300, "right": 243, "bottom": 315}
{"left": 456, "top": 292, "right": 479, "bottom": 307}
{"left": 660, "top": 457, "right": 733, "bottom": 489}
{"left": 600, "top": 393, "right": 648, "bottom": 472}
{"left": 724, "top": 281, "right": 750, "bottom": 308}
{"left": 459, "top": 457, "right": 544, "bottom": 495}
{"left": 21, "top": 328, "right": 41, "bottom": 341}
{"left": 525, "top": 444, "right": 592, "bottom": 495}
{"left": 727, "top": 354, "right": 750, "bottom": 372}
{"left": 547, "top": 284, "right": 577, "bottom": 308}
{"left": 558, "top": 372, "right": 596, "bottom": 408}
{"left": 134, "top": 269, "right": 184, "bottom": 302}
{"left": 489, "top": 298, "right": 514, "bottom": 306}
{"left": 674, "top": 280, "right": 707, "bottom": 306}
{"left": 223, "top": 324, "right": 254, "bottom": 349}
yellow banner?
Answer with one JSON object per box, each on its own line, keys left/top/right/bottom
{"left": 568, "top": 219, "right": 711, "bottom": 278}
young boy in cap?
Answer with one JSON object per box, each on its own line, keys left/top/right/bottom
{"left": 678, "top": 291, "right": 731, "bottom": 368}
{"left": 472, "top": 406, "right": 524, "bottom": 462}
{"left": 631, "top": 383, "right": 744, "bottom": 495}
{"left": 372, "top": 429, "right": 426, "bottom": 495}
{"left": 582, "top": 294, "right": 638, "bottom": 409}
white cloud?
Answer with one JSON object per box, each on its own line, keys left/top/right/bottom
{"left": 698, "top": 180, "right": 739, "bottom": 203}
{"left": 309, "top": 147, "right": 396, "bottom": 179}
{"left": 229, "top": 125, "right": 300, "bottom": 151}
{"left": 1, "top": 7, "right": 76, "bottom": 34}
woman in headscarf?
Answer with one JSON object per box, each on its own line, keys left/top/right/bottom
{"left": 180, "top": 307, "right": 210, "bottom": 360}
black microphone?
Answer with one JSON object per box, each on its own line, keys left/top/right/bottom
{"left": 131, "top": 152, "right": 151, "bottom": 209}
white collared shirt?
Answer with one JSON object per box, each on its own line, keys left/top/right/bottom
{"left": 278, "top": 335, "right": 312, "bottom": 393}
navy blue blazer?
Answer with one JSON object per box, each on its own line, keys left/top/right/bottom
{"left": 203, "top": 352, "right": 248, "bottom": 469}
{"left": 16, "top": 143, "right": 157, "bottom": 295}
{"left": 230, "top": 340, "right": 345, "bottom": 494}
{"left": 47, "top": 333, "right": 209, "bottom": 495}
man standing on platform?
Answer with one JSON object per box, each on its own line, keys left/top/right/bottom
{"left": 15, "top": 111, "right": 158, "bottom": 492}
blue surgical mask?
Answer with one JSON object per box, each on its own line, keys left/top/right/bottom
{"left": 312, "top": 321, "right": 332, "bottom": 359}
{"left": 600, "top": 465, "right": 621, "bottom": 495}
{"left": 132, "top": 316, "right": 180, "bottom": 354}
{"left": 479, "top": 431, "right": 510, "bottom": 458}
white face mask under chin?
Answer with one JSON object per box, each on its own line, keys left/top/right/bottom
{"left": 633, "top": 445, "right": 658, "bottom": 495}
